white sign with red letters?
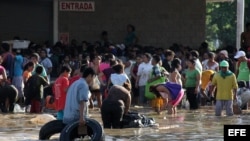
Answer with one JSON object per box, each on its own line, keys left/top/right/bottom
{"left": 59, "top": 1, "right": 95, "bottom": 12}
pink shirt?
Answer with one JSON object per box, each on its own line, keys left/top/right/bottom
{"left": 99, "top": 63, "right": 110, "bottom": 81}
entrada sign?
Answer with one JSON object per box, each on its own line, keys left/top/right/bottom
{"left": 59, "top": 1, "right": 95, "bottom": 11}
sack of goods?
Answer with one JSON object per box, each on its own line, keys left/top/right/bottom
{"left": 121, "top": 112, "right": 156, "bottom": 128}
{"left": 237, "top": 88, "right": 250, "bottom": 108}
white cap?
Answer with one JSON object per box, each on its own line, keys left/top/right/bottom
{"left": 234, "top": 51, "right": 246, "bottom": 59}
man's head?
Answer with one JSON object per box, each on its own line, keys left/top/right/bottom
{"left": 219, "top": 50, "right": 228, "bottom": 59}
{"left": 31, "top": 53, "right": 40, "bottom": 64}
{"left": 40, "top": 49, "right": 47, "bottom": 59}
{"left": 234, "top": 50, "right": 246, "bottom": 61}
{"left": 219, "top": 60, "right": 229, "bottom": 72}
{"left": 35, "top": 66, "right": 43, "bottom": 75}
{"left": 82, "top": 67, "right": 96, "bottom": 85}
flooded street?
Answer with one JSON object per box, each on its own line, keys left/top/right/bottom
{"left": 0, "top": 105, "right": 250, "bottom": 141}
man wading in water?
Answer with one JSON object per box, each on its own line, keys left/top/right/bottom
{"left": 63, "top": 67, "right": 95, "bottom": 127}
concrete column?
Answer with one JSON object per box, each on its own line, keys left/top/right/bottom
{"left": 53, "top": 0, "right": 59, "bottom": 44}
{"left": 236, "top": 0, "right": 245, "bottom": 50}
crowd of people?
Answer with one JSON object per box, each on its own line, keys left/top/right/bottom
{"left": 0, "top": 22, "right": 250, "bottom": 129}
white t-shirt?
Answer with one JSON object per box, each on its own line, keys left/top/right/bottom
{"left": 124, "top": 60, "right": 135, "bottom": 79}
{"left": 202, "top": 60, "right": 219, "bottom": 71}
{"left": 195, "top": 59, "right": 202, "bottom": 73}
{"left": 137, "top": 62, "right": 153, "bottom": 86}
{"left": 110, "top": 73, "right": 130, "bottom": 86}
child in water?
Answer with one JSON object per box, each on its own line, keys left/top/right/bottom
{"left": 149, "top": 82, "right": 184, "bottom": 114}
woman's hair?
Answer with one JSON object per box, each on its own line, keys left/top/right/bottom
{"left": 112, "top": 64, "right": 124, "bottom": 73}
{"left": 102, "top": 53, "right": 112, "bottom": 62}
{"left": 89, "top": 53, "right": 100, "bottom": 62}
{"left": 152, "top": 55, "right": 161, "bottom": 64}
{"left": 190, "top": 50, "right": 199, "bottom": 58}
{"left": 23, "top": 61, "right": 34, "bottom": 70}
{"left": 60, "top": 65, "right": 72, "bottom": 74}
{"left": 164, "top": 50, "right": 175, "bottom": 57}
{"left": 144, "top": 53, "right": 151, "bottom": 60}
{"left": 208, "top": 52, "right": 215, "bottom": 59}
{"left": 188, "top": 58, "right": 196, "bottom": 65}
{"left": 149, "top": 85, "right": 161, "bottom": 98}
{"left": 170, "top": 58, "right": 181, "bottom": 72}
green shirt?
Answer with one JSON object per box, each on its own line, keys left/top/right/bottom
{"left": 184, "top": 69, "right": 200, "bottom": 88}
{"left": 237, "top": 61, "right": 250, "bottom": 81}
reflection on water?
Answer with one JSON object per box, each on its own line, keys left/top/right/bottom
{"left": 0, "top": 106, "right": 250, "bottom": 141}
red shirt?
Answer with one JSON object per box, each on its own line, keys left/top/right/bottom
{"left": 53, "top": 76, "right": 69, "bottom": 111}
{"left": 69, "top": 75, "right": 81, "bottom": 86}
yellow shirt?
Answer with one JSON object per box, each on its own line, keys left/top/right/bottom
{"left": 211, "top": 73, "right": 238, "bottom": 100}
{"left": 201, "top": 70, "right": 215, "bottom": 90}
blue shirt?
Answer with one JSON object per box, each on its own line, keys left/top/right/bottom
{"left": 63, "top": 78, "right": 90, "bottom": 124}
{"left": 13, "top": 55, "right": 23, "bottom": 77}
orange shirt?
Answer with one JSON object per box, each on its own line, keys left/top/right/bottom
{"left": 53, "top": 76, "right": 69, "bottom": 111}
{"left": 201, "top": 70, "right": 215, "bottom": 90}
{"left": 23, "top": 70, "right": 32, "bottom": 83}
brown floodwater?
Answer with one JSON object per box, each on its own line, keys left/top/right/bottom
{"left": 0, "top": 105, "right": 250, "bottom": 141}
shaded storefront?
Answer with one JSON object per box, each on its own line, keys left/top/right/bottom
{"left": 0, "top": 0, "right": 213, "bottom": 47}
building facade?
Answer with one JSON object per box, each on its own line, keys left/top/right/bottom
{"left": 0, "top": 0, "right": 205, "bottom": 48}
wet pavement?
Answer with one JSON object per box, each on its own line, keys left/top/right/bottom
{"left": 0, "top": 105, "right": 250, "bottom": 141}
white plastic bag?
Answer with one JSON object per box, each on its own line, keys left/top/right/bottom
{"left": 185, "top": 100, "right": 190, "bottom": 110}
{"left": 13, "top": 104, "right": 25, "bottom": 113}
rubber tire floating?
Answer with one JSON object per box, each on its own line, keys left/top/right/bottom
{"left": 39, "top": 120, "right": 66, "bottom": 140}
{"left": 59, "top": 118, "right": 103, "bottom": 141}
